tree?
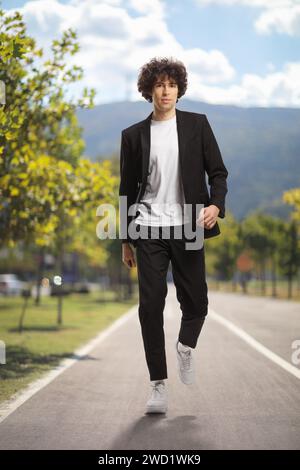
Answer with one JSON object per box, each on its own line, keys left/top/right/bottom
{"left": 0, "top": 9, "right": 95, "bottom": 248}
{"left": 241, "top": 213, "right": 275, "bottom": 295}
{"left": 206, "top": 212, "right": 241, "bottom": 289}
{"left": 282, "top": 188, "right": 300, "bottom": 297}
{"left": 0, "top": 9, "right": 118, "bottom": 323}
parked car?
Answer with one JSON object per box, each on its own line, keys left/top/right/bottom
{"left": 50, "top": 280, "right": 91, "bottom": 296}
{"left": 72, "top": 281, "right": 90, "bottom": 294}
{"left": 0, "top": 274, "right": 28, "bottom": 296}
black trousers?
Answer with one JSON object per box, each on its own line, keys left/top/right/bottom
{"left": 134, "top": 223, "right": 208, "bottom": 381}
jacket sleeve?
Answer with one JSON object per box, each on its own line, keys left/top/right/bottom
{"left": 119, "top": 130, "right": 138, "bottom": 244}
{"left": 202, "top": 114, "right": 228, "bottom": 218}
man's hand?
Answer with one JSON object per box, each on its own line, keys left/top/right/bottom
{"left": 122, "top": 242, "right": 136, "bottom": 268}
{"left": 196, "top": 204, "right": 220, "bottom": 229}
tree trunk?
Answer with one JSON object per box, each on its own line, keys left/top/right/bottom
{"left": 271, "top": 256, "right": 277, "bottom": 298}
{"left": 56, "top": 244, "right": 64, "bottom": 326}
{"left": 35, "top": 246, "right": 45, "bottom": 306}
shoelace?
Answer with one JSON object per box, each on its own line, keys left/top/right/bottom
{"left": 179, "top": 349, "right": 192, "bottom": 369}
{"left": 151, "top": 383, "right": 165, "bottom": 398}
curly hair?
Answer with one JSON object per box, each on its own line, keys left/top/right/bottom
{"left": 137, "top": 57, "right": 188, "bottom": 103}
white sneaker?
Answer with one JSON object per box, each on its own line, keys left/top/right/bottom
{"left": 145, "top": 381, "right": 168, "bottom": 414}
{"left": 175, "top": 339, "right": 195, "bottom": 385}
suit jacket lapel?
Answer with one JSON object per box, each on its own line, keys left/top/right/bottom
{"left": 176, "top": 108, "right": 187, "bottom": 181}
{"left": 140, "top": 110, "right": 152, "bottom": 184}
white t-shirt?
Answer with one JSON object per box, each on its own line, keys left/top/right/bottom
{"left": 134, "top": 113, "right": 190, "bottom": 226}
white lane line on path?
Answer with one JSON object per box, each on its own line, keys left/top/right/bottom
{"left": 209, "top": 308, "right": 300, "bottom": 380}
{"left": 0, "top": 304, "right": 138, "bottom": 425}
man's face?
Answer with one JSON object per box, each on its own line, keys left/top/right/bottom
{"left": 151, "top": 75, "right": 178, "bottom": 111}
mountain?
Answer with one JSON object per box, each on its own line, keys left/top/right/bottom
{"left": 77, "top": 99, "right": 300, "bottom": 220}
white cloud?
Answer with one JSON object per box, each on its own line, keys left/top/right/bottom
{"left": 186, "top": 61, "right": 300, "bottom": 107}
{"left": 195, "top": 0, "right": 300, "bottom": 36}
{"left": 255, "top": 4, "right": 300, "bottom": 36}
{"left": 197, "top": 0, "right": 296, "bottom": 4}
{"left": 4, "top": 0, "right": 300, "bottom": 107}
{"left": 5, "top": 0, "right": 234, "bottom": 101}
{"left": 183, "top": 48, "right": 235, "bottom": 83}
{"left": 127, "top": 0, "right": 166, "bottom": 17}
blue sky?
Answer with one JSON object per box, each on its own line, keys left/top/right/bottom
{"left": 1, "top": 0, "right": 300, "bottom": 107}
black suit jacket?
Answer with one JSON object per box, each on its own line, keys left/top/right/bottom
{"left": 119, "top": 107, "right": 228, "bottom": 247}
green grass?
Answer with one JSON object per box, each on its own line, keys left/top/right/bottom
{"left": 0, "top": 289, "right": 138, "bottom": 403}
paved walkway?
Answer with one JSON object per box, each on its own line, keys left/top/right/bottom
{"left": 0, "top": 285, "right": 299, "bottom": 450}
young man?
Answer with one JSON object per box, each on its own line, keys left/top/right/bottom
{"left": 119, "top": 57, "right": 228, "bottom": 414}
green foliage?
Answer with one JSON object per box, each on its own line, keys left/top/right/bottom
{"left": 0, "top": 7, "right": 116, "bottom": 261}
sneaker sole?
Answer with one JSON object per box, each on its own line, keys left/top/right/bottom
{"left": 146, "top": 404, "right": 168, "bottom": 414}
